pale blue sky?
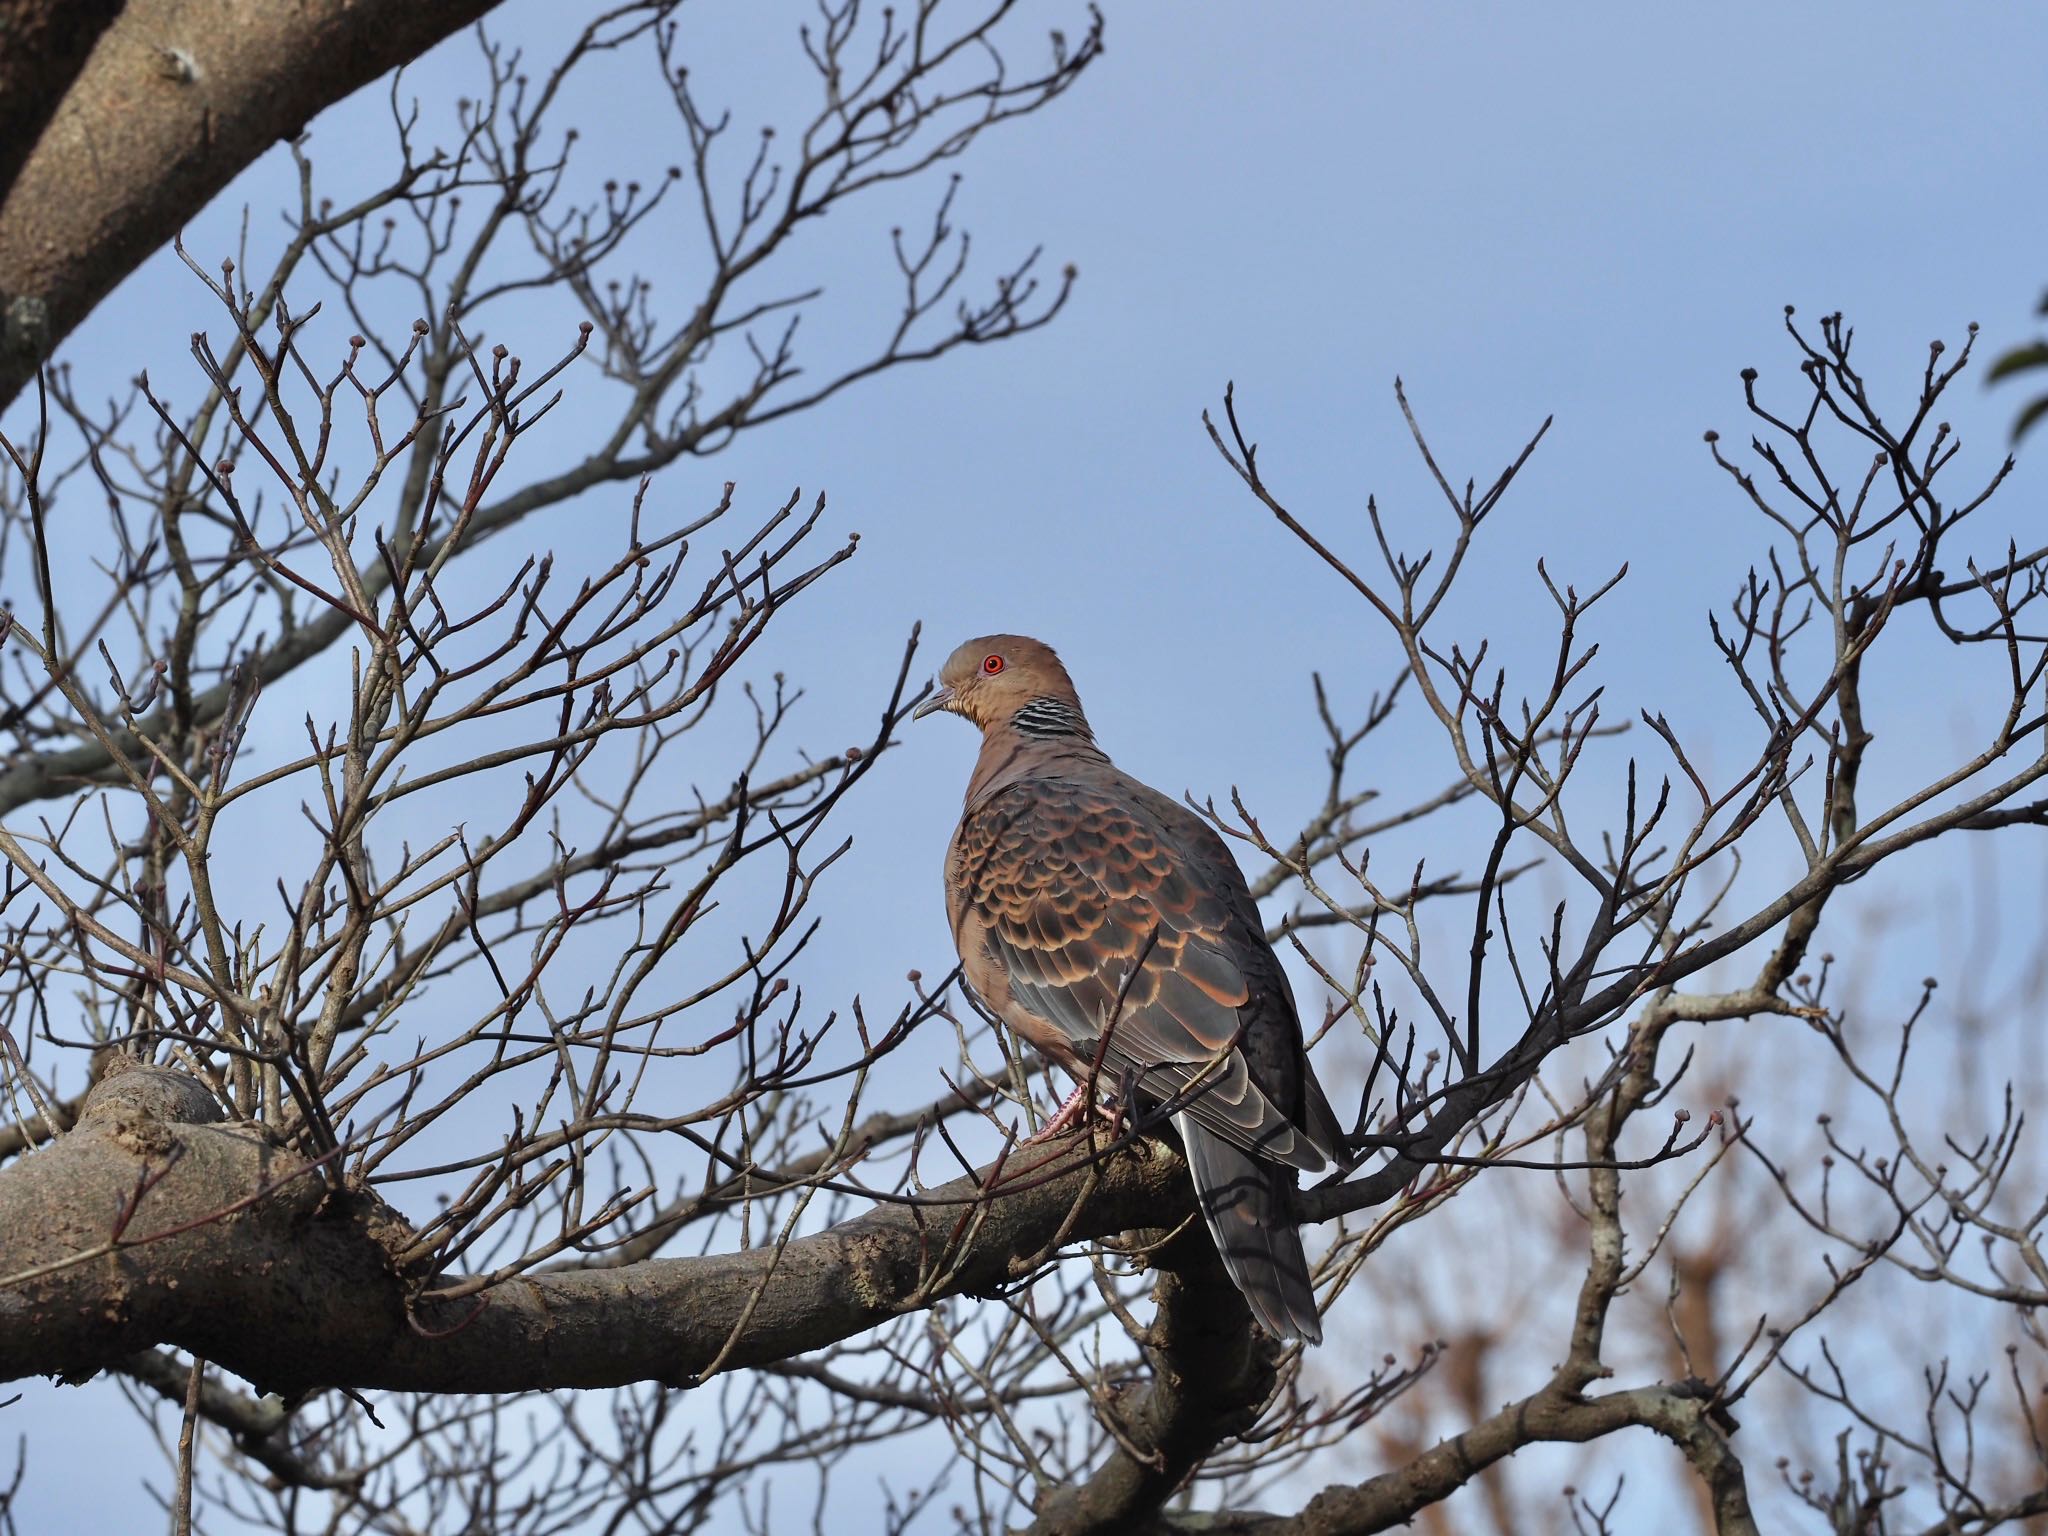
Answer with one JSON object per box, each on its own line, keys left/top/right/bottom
{"left": 9, "top": 2, "right": 2047, "bottom": 1529}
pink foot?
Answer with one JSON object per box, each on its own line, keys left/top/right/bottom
{"left": 1027, "top": 1078, "right": 1121, "bottom": 1143}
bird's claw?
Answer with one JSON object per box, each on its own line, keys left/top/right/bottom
{"left": 1027, "top": 1079, "right": 1123, "bottom": 1143}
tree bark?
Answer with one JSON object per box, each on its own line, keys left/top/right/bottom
{"left": 0, "top": 0, "right": 126, "bottom": 207}
{"left": 0, "top": 1060, "right": 1190, "bottom": 1396}
{"left": 1025, "top": 1223, "right": 1278, "bottom": 1535}
{"left": 0, "top": 0, "right": 508, "bottom": 411}
{"left": 1178, "top": 1382, "right": 1756, "bottom": 1536}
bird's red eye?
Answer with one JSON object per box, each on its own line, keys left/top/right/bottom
{"left": 981, "top": 653, "right": 1005, "bottom": 675}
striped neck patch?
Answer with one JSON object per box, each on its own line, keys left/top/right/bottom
{"left": 1010, "top": 696, "right": 1093, "bottom": 741}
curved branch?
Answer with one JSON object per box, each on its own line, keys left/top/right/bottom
{"left": 0, "top": 0, "right": 508, "bottom": 409}
{"left": 1025, "top": 1224, "right": 1277, "bottom": 1535}
{"left": 1179, "top": 1380, "right": 1754, "bottom": 1535}
{"left": 0, "top": 0, "right": 124, "bottom": 206}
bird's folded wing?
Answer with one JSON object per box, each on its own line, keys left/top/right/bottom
{"left": 957, "top": 776, "right": 1327, "bottom": 1172}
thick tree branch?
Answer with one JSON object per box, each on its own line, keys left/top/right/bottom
{"left": 0, "top": 0, "right": 507, "bottom": 409}
{"left": 0, "top": 0, "right": 124, "bottom": 207}
{"left": 1026, "top": 1226, "right": 1278, "bottom": 1536}
{"left": 0, "top": 1062, "right": 1188, "bottom": 1394}
{"left": 1177, "top": 1381, "right": 1755, "bottom": 1535}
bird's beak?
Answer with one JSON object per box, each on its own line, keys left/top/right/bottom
{"left": 911, "top": 683, "right": 954, "bottom": 721}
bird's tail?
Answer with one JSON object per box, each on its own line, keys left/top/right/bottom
{"left": 1176, "top": 1114, "right": 1322, "bottom": 1344}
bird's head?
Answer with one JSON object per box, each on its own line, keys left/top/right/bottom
{"left": 911, "top": 634, "right": 1092, "bottom": 740}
